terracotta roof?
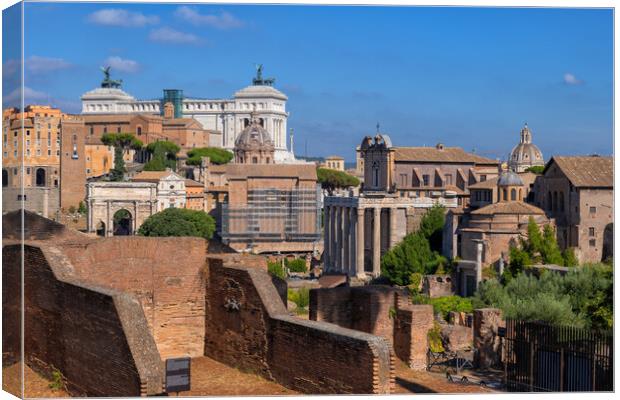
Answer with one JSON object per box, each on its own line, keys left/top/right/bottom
{"left": 547, "top": 156, "right": 613, "bottom": 188}
{"left": 184, "top": 179, "right": 203, "bottom": 187}
{"left": 468, "top": 176, "right": 499, "bottom": 189}
{"left": 132, "top": 170, "right": 182, "bottom": 182}
{"left": 393, "top": 146, "right": 499, "bottom": 165}
{"left": 471, "top": 201, "right": 545, "bottom": 215}
{"left": 225, "top": 163, "right": 317, "bottom": 180}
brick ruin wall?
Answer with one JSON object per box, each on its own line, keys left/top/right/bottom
{"left": 2, "top": 243, "right": 163, "bottom": 396}
{"left": 3, "top": 212, "right": 397, "bottom": 395}
{"left": 60, "top": 237, "right": 208, "bottom": 359}
{"left": 309, "top": 286, "right": 435, "bottom": 370}
{"left": 309, "top": 286, "right": 395, "bottom": 343}
{"left": 204, "top": 259, "right": 394, "bottom": 394}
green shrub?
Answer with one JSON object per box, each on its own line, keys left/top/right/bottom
{"left": 428, "top": 321, "right": 444, "bottom": 353}
{"left": 268, "top": 261, "right": 286, "bottom": 280}
{"left": 285, "top": 258, "right": 307, "bottom": 273}
{"left": 474, "top": 264, "right": 613, "bottom": 330}
{"left": 562, "top": 247, "right": 579, "bottom": 267}
{"left": 186, "top": 147, "right": 233, "bottom": 165}
{"left": 429, "top": 296, "right": 474, "bottom": 320}
{"left": 138, "top": 208, "right": 215, "bottom": 239}
{"left": 49, "top": 368, "right": 64, "bottom": 391}
{"left": 288, "top": 287, "right": 310, "bottom": 311}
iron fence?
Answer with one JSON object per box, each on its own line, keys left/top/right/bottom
{"left": 504, "top": 319, "right": 613, "bottom": 392}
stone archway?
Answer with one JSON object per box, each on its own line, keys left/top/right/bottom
{"left": 96, "top": 221, "right": 106, "bottom": 237}
{"left": 113, "top": 209, "right": 133, "bottom": 236}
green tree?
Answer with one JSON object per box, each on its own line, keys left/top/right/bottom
{"left": 507, "top": 245, "right": 531, "bottom": 277}
{"left": 138, "top": 208, "right": 215, "bottom": 239}
{"left": 316, "top": 167, "right": 360, "bottom": 195}
{"left": 186, "top": 147, "right": 233, "bottom": 165}
{"left": 525, "top": 165, "right": 545, "bottom": 175}
{"left": 540, "top": 224, "right": 564, "bottom": 265}
{"left": 77, "top": 201, "right": 88, "bottom": 216}
{"left": 101, "top": 133, "right": 143, "bottom": 181}
{"left": 562, "top": 248, "right": 579, "bottom": 267}
{"left": 144, "top": 141, "right": 180, "bottom": 171}
{"left": 419, "top": 204, "right": 445, "bottom": 252}
{"left": 522, "top": 217, "right": 543, "bottom": 260}
{"left": 474, "top": 264, "right": 613, "bottom": 330}
{"left": 381, "top": 205, "right": 447, "bottom": 285}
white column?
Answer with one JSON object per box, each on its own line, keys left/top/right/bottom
{"left": 356, "top": 207, "right": 365, "bottom": 278}
{"left": 348, "top": 207, "right": 356, "bottom": 277}
{"left": 389, "top": 207, "right": 398, "bottom": 248}
{"left": 476, "top": 241, "right": 483, "bottom": 286}
{"left": 373, "top": 207, "right": 381, "bottom": 277}
{"left": 324, "top": 205, "right": 331, "bottom": 271}
{"left": 336, "top": 206, "right": 343, "bottom": 273}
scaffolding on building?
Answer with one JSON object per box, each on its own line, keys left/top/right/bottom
{"left": 221, "top": 186, "right": 322, "bottom": 244}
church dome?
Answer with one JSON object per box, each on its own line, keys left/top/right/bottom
{"left": 235, "top": 113, "right": 274, "bottom": 150}
{"left": 508, "top": 124, "right": 544, "bottom": 172}
{"left": 498, "top": 171, "right": 524, "bottom": 186}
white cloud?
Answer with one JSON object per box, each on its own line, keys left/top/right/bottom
{"left": 149, "top": 27, "right": 201, "bottom": 45}
{"left": 87, "top": 8, "right": 159, "bottom": 27}
{"left": 175, "top": 6, "right": 243, "bottom": 29}
{"left": 104, "top": 56, "right": 140, "bottom": 73}
{"left": 3, "top": 86, "right": 48, "bottom": 106}
{"left": 26, "top": 56, "right": 71, "bottom": 74}
{"left": 563, "top": 73, "right": 583, "bottom": 85}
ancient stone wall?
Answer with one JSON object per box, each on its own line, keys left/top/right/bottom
{"left": 421, "top": 274, "right": 456, "bottom": 298}
{"left": 2, "top": 243, "right": 163, "bottom": 396}
{"left": 310, "top": 286, "right": 435, "bottom": 371}
{"left": 204, "top": 258, "right": 394, "bottom": 394}
{"left": 309, "top": 285, "right": 395, "bottom": 342}
{"left": 393, "top": 304, "right": 434, "bottom": 370}
{"left": 473, "top": 308, "right": 504, "bottom": 369}
{"left": 60, "top": 237, "right": 208, "bottom": 359}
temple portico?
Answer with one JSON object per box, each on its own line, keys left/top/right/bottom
{"left": 324, "top": 194, "right": 457, "bottom": 278}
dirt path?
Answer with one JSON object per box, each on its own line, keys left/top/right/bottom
{"left": 394, "top": 361, "right": 496, "bottom": 394}
{"left": 2, "top": 363, "right": 69, "bottom": 398}
{"left": 179, "top": 357, "right": 298, "bottom": 396}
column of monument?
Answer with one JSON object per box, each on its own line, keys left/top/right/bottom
{"left": 389, "top": 207, "right": 398, "bottom": 248}
{"left": 348, "top": 207, "right": 356, "bottom": 277}
{"left": 336, "top": 205, "right": 343, "bottom": 272}
{"left": 356, "top": 207, "right": 365, "bottom": 277}
{"left": 373, "top": 207, "right": 381, "bottom": 277}
{"left": 324, "top": 205, "right": 331, "bottom": 271}
{"left": 342, "top": 206, "right": 350, "bottom": 275}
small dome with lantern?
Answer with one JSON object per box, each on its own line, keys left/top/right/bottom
{"left": 508, "top": 124, "right": 545, "bottom": 172}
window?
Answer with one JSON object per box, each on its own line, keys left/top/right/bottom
{"left": 26, "top": 167, "right": 30, "bottom": 174}
{"left": 423, "top": 174, "right": 430, "bottom": 186}
{"left": 117, "top": 126, "right": 121, "bottom": 133}
{"left": 86, "top": 168, "right": 91, "bottom": 174}
{"left": 590, "top": 206, "right": 597, "bottom": 214}
{"left": 480, "top": 175, "right": 487, "bottom": 182}
{"left": 511, "top": 188, "right": 517, "bottom": 201}
{"left": 137, "top": 126, "right": 142, "bottom": 136}
{"left": 17, "top": 194, "right": 27, "bottom": 201}
{"left": 589, "top": 239, "right": 596, "bottom": 247}
{"left": 445, "top": 174, "right": 453, "bottom": 186}
{"left": 589, "top": 227, "right": 595, "bottom": 237}
{"left": 36, "top": 149, "right": 41, "bottom": 156}
{"left": 26, "top": 130, "right": 30, "bottom": 136}
{"left": 103, "top": 127, "right": 107, "bottom": 134}
{"left": 89, "top": 126, "right": 94, "bottom": 135}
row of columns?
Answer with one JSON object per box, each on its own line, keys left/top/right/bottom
{"left": 324, "top": 204, "right": 400, "bottom": 278}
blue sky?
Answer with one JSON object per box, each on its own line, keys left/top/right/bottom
{"left": 3, "top": 2, "right": 614, "bottom": 161}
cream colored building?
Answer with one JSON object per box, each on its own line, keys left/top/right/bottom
{"left": 323, "top": 156, "right": 345, "bottom": 171}
{"left": 132, "top": 170, "right": 187, "bottom": 210}
{"left": 80, "top": 66, "right": 295, "bottom": 162}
